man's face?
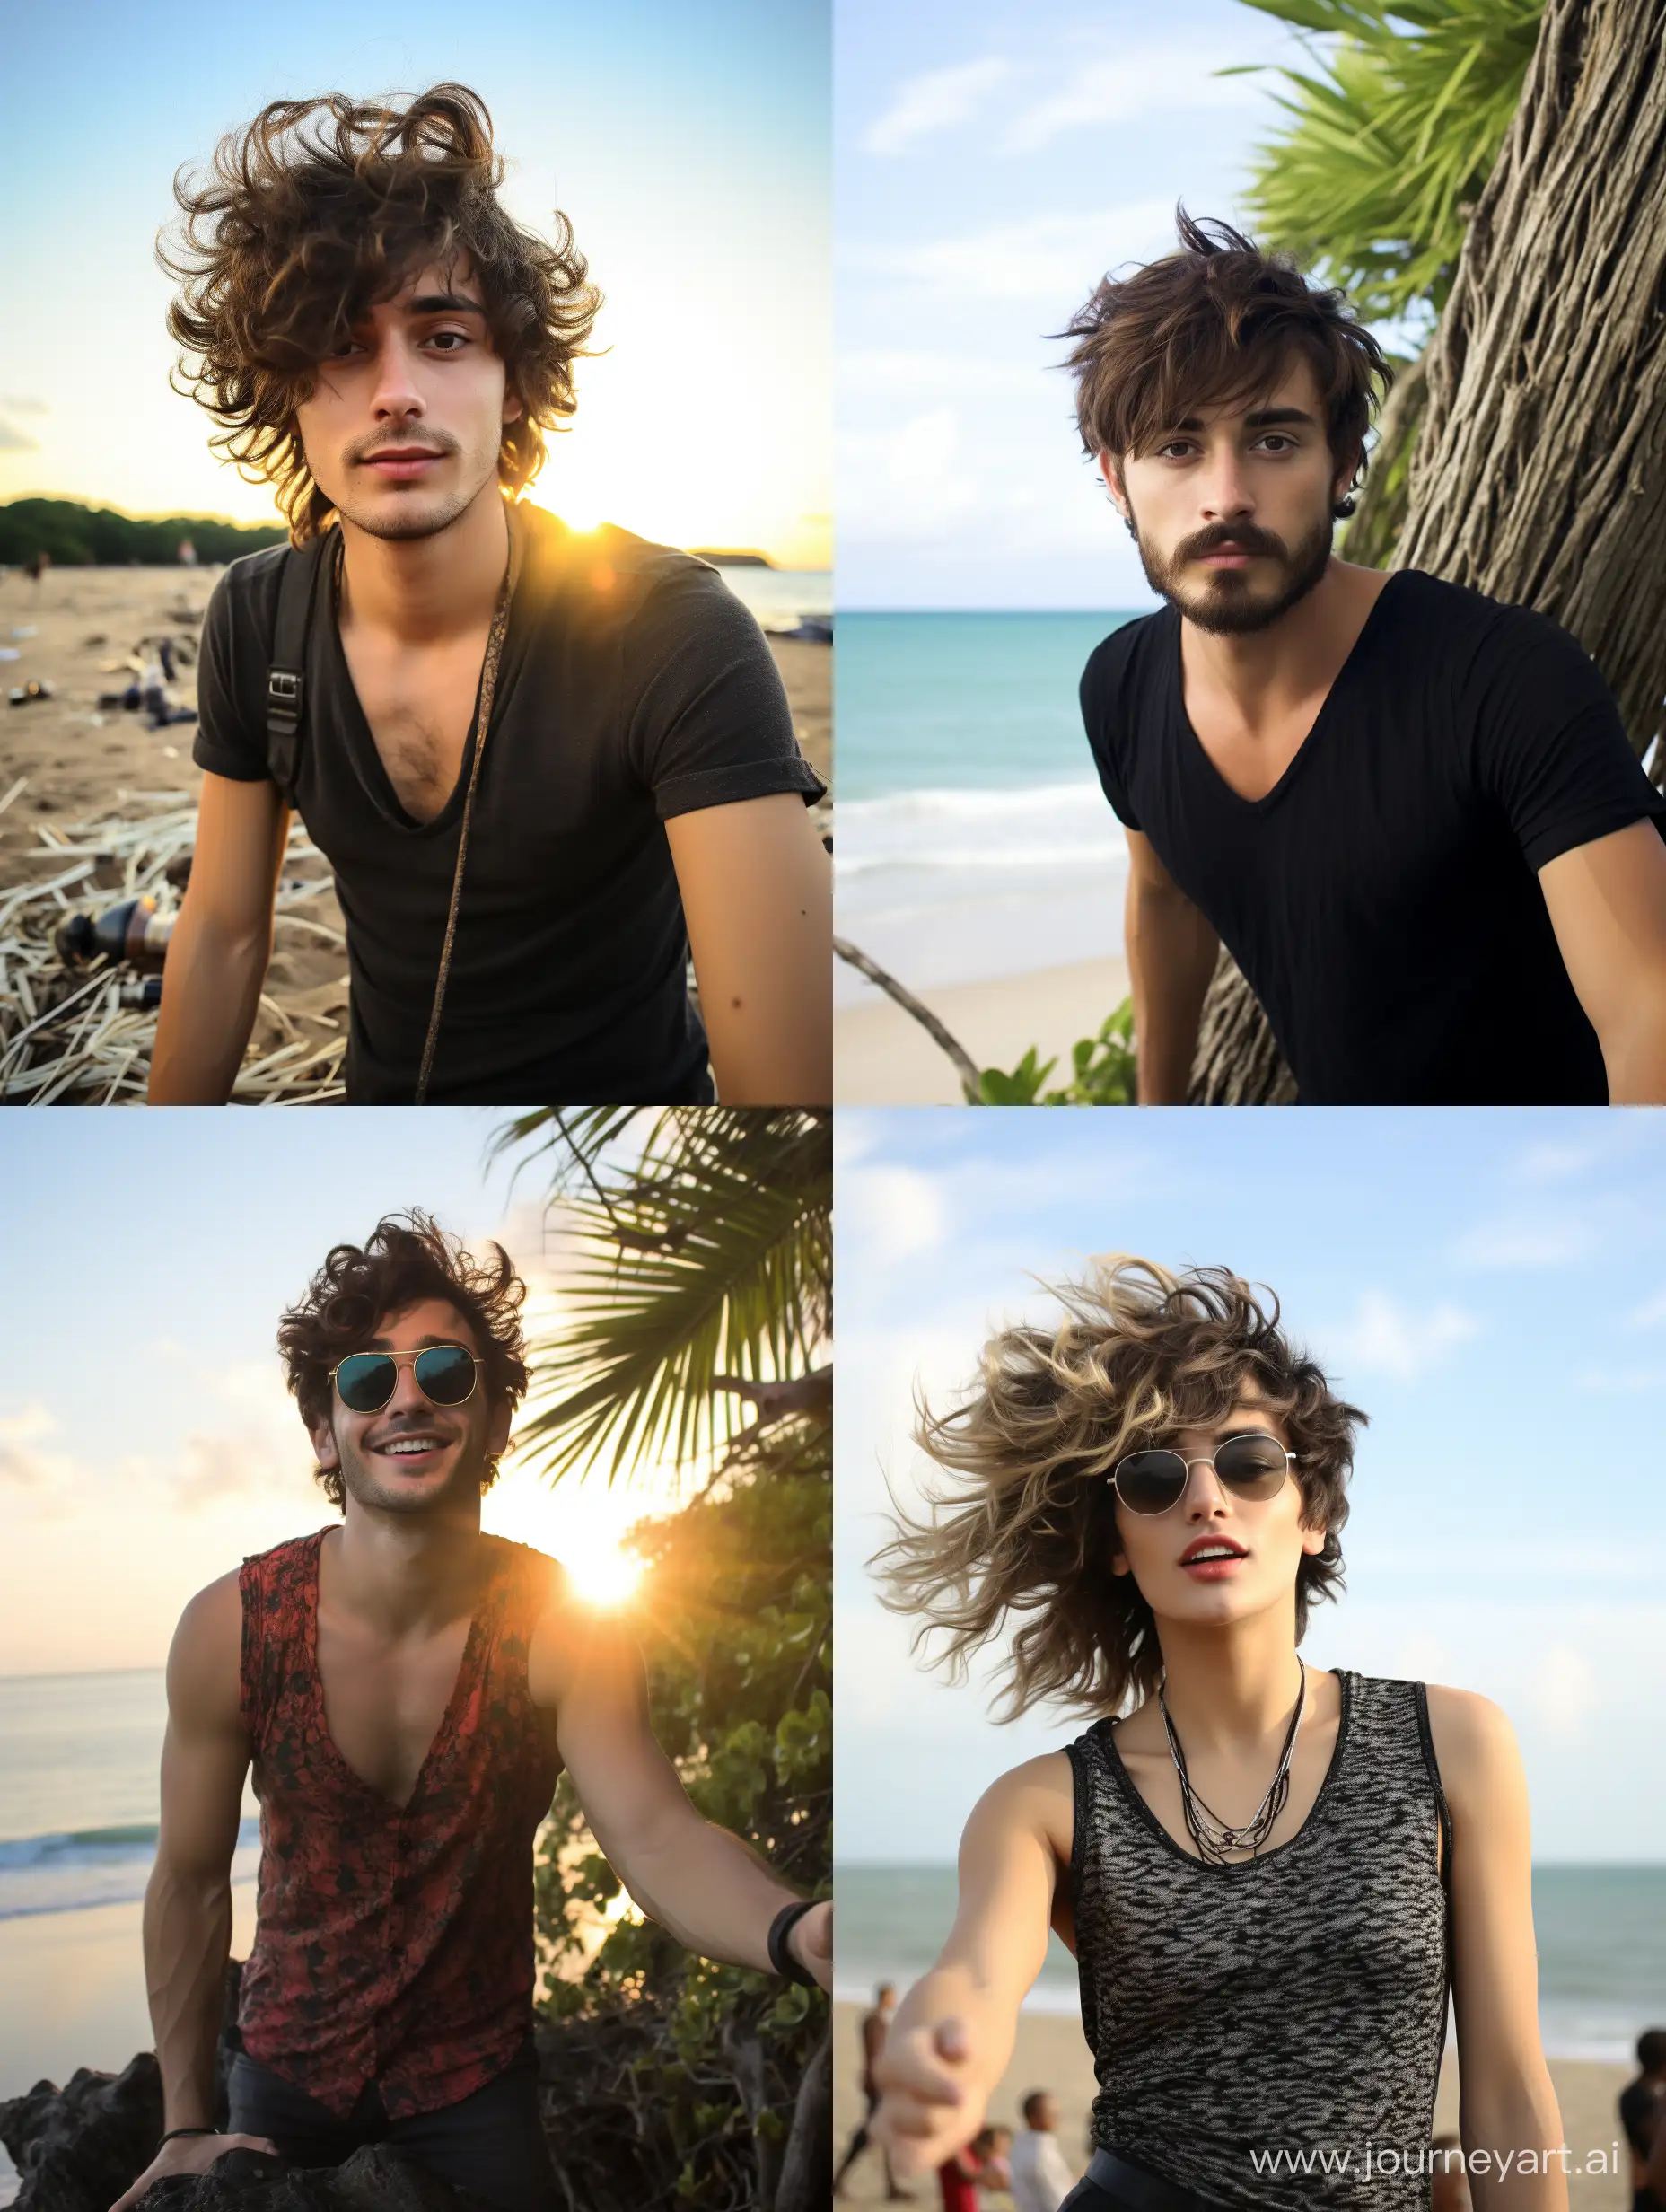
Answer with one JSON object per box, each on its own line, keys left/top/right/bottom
{"left": 1030, "top": 2097, "right": 1058, "bottom": 2135}
{"left": 294, "top": 255, "right": 522, "bottom": 543}
{"left": 1109, "top": 1391, "right": 1326, "bottom": 1627}
{"left": 1101, "top": 355, "right": 1347, "bottom": 636}
{"left": 312, "top": 1295, "right": 512, "bottom": 1517}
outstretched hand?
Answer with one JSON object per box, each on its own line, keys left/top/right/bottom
{"left": 872, "top": 2013, "right": 985, "bottom": 2177}
{"left": 109, "top": 2130, "right": 277, "bottom": 2212}
{"left": 789, "top": 1899, "right": 833, "bottom": 1992}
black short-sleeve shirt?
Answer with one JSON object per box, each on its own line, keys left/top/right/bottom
{"left": 1081, "top": 571, "right": 1666, "bottom": 1103}
{"left": 194, "top": 504, "right": 824, "bottom": 1104}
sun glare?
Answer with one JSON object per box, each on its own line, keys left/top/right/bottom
{"left": 481, "top": 1459, "right": 650, "bottom": 1611}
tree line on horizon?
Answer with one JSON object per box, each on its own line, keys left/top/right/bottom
{"left": 0, "top": 496, "right": 286, "bottom": 569}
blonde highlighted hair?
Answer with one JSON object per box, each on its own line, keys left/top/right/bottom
{"left": 872, "top": 1258, "right": 1364, "bottom": 1721}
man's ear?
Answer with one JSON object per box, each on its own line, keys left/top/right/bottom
{"left": 487, "top": 1395, "right": 513, "bottom": 1461}
{"left": 311, "top": 1411, "right": 340, "bottom": 1475}
{"left": 501, "top": 382, "right": 524, "bottom": 427}
{"left": 1097, "top": 447, "right": 1130, "bottom": 522}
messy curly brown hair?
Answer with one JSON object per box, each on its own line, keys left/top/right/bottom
{"left": 277, "top": 1210, "right": 530, "bottom": 1511}
{"left": 872, "top": 1258, "right": 1365, "bottom": 1721}
{"left": 161, "top": 84, "right": 601, "bottom": 542}
{"left": 1058, "top": 208, "right": 1391, "bottom": 520}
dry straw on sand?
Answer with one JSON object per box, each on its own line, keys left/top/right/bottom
{"left": 0, "top": 781, "right": 347, "bottom": 1104}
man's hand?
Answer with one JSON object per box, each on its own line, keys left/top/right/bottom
{"left": 110, "top": 2130, "right": 277, "bottom": 2212}
{"left": 872, "top": 2014, "right": 990, "bottom": 2178}
{"left": 787, "top": 1900, "right": 832, "bottom": 1993}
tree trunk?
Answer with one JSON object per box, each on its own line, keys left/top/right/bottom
{"left": 1192, "top": 0, "right": 1666, "bottom": 1103}
{"left": 1343, "top": 347, "right": 1429, "bottom": 574}
{"left": 773, "top": 2019, "right": 832, "bottom": 2212}
{"left": 1393, "top": 0, "right": 1666, "bottom": 763}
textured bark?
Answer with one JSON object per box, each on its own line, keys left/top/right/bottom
{"left": 1394, "top": 0, "right": 1666, "bottom": 761}
{"left": 1194, "top": 0, "right": 1666, "bottom": 1103}
{"left": 1343, "top": 347, "right": 1430, "bottom": 575}
{"left": 771, "top": 2021, "right": 831, "bottom": 2212}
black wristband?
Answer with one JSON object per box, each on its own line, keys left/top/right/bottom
{"left": 161, "top": 2127, "right": 220, "bottom": 2143}
{"left": 767, "top": 1898, "right": 820, "bottom": 1988}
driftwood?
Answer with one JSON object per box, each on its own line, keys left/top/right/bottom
{"left": 831, "top": 935, "right": 980, "bottom": 1099}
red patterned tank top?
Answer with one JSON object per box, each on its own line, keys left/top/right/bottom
{"left": 236, "top": 1530, "right": 564, "bottom": 2119}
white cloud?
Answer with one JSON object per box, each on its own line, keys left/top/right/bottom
{"left": 1533, "top": 1644, "right": 1600, "bottom": 1739}
{"left": 1322, "top": 1291, "right": 1481, "bottom": 1382}
{"left": 863, "top": 57, "right": 1013, "bottom": 156}
{"left": 1449, "top": 1212, "right": 1595, "bottom": 1270}
{"left": 1574, "top": 1365, "right": 1666, "bottom": 1394}
{"left": 0, "top": 420, "right": 40, "bottom": 452}
{"left": 1000, "top": 48, "right": 1258, "bottom": 154}
{"left": 838, "top": 348, "right": 1046, "bottom": 402}
{"left": 840, "top": 1163, "right": 951, "bottom": 1268}
{"left": 856, "top": 201, "right": 1175, "bottom": 304}
{"left": 1625, "top": 1288, "right": 1666, "bottom": 1331}
{"left": 1, "top": 396, "right": 48, "bottom": 415}
{"left": 0, "top": 1402, "right": 75, "bottom": 1488}
{"left": 840, "top": 407, "right": 983, "bottom": 538}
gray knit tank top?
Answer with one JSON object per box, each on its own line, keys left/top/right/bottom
{"left": 1066, "top": 1672, "right": 1451, "bottom": 2212}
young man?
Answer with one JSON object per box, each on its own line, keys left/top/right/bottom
{"left": 113, "top": 1216, "right": 829, "bottom": 2212}
{"left": 870, "top": 1259, "right": 1565, "bottom": 2210}
{"left": 150, "top": 86, "right": 829, "bottom": 1106}
{"left": 1065, "top": 213, "right": 1666, "bottom": 1105}
{"left": 836, "top": 1980, "right": 910, "bottom": 2200}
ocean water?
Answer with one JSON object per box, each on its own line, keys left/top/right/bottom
{"left": 0, "top": 1671, "right": 259, "bottom": 1922}
{"left": 835, "top": 1864, "right": 1666, "bottom": 2066}
{"left": 714, "top": 565, "right": 831, "bottom": 633}
{"left": 834, "top": 612, "right": 1142, "bottom": 1004}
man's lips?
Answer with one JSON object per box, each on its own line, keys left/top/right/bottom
{"left": 360, "top": 449, "right": 445, "bottom": 479}
{"left": 370, "top": 1431, "right": 452, "bottom": 1466}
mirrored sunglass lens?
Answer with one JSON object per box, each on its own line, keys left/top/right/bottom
{"left": 1115, "top": 1450, "right": 1188, "bottom": 1514}
{"left": 336, "top": 1354, "right": 397, "bottom": 1411}
{"left": 415, "top": 1347, "right": 476, "bottom": 1404}
{"left": 1215, "top": 1433, "right": 1287, "bottom": 1488}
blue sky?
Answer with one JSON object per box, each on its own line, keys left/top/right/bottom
{"left": 0, "top": 0, "right": 829, "bottom": 564}
{"left": 837, "top": 0, "right": 1327, "bottom": 607}
{"left": 835, "top": 1109, "right": 1666, "bottom": 1865}
{"left": 0, "top": 1111, "right": 684, "bottom": 1673}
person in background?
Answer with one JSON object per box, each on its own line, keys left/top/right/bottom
{"left": 975, "top": 2124, "right": 1013, "bottom": 2197}
{"left": 836, "top": 1981, "right": 911, "bottom": 2200}
{"left": 940, "top": 2137, "right": 986, "bottom": 2212}
{"left": 1009, "top": 2092, "right": 1076, "bottom": 2212}
{"left": 1622, "top": 2033, "right": 1666, "bottom": 2212}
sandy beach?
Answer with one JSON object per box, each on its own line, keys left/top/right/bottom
{"left": 832, "top": 2001, "right": 1634, "bottom": 2212}
{"left": 835, "top": 958, "right": 1131, "bottom": 1104}
{"left": 0, "top": 563, "right": 829, "bottom": 1101}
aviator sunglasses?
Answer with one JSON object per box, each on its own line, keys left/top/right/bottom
{"left": 329, "top": 1344, "right": 481, "bottom": 1415}
{"left": 1110, "top": 1429, "right": 1296, "bottom": 1517}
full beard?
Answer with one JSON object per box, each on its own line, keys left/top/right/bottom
{"left": 1131, "top": 508, "right": 1337, "bottom": 636}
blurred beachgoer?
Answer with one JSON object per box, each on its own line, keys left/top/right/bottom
{"left": 976, "top": 2124, "right": 1013, "bottom": 2194}
{"left": 837, "top": 1982, "right": 911, "bottom": 2200}
{"left": 1066, "top": 214, "right": 1666, "bottom": 1108}
{"left": 870, "top": 1260, "right": 1568, "bottom": 2211}
{"left": 1430, "top": 2132, "right": 1471, "bottom": 2212}
{"left": 1009, "top": 2093, "right": 1075, "bottom": 2212}
{"left": 1622, "top": 2031, "right": 1666, "bottom": 2210}
{"left": 940, "top": 2141, "right": 985, "bottom": 2212}
{"left": 109, "top": 1216, "right": 829, "bottom": 2212}
{"left": 151, "top": 84, "right": 829, "bottom": 1109}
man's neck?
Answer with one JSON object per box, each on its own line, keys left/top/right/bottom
{"left": 1179, "top": 556, "right": 1390, "bottom": 733}
{"left": 326, "top": 1505, "right": 489, "bottom": 1639}
{"left": 337, "top": 480, "right": 511, "bottom": 648}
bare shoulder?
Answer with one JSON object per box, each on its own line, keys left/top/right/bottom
{"left": 1424, "top": 1683, "right": 1524, "bottom": 1803}
{"left": 526, "top": 1560, "right": 643, "bottom": 1712}
{"left": 966, "top": 1752, "right": 1075, "bottom": 1855}
{"left": 167, "top": 1570, "right": 245, "bottom": 1731}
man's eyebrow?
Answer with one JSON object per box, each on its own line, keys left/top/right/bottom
{"left": 407, "top": 292, "right": 487, "bottom": 316}
{"left": 1244, "top": 407, "right": 1318, "bottom": 429}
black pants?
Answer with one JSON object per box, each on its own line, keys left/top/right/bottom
{"left": 1060, "top": 2149, "right": 1219, "bottom": 2212}
{"left": 227, "top": 2041, "right": 557, "bottom": 2212}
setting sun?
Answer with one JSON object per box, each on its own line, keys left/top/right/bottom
{"left": 481, "top": 1455, "right": 661, "bottom": 1612}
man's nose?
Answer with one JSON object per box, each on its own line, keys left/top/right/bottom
{"left": 367, "top": 336, "right": 425, "bottom": 420}
{"left": 1197, "top": 443, "right": 1253, "bottom": 519}
{"left": 384, "top": 1359, "right": 430, "bottom": 1414}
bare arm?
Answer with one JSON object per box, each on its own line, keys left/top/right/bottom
{"left": 1122, "top": 830, "right": 1219, "bottom": 1104}
{"left": 1539, "top": 819, "right": 1666, "bottom": 1103}
{"left": 874, "top": 1756, "right": 1068, "bottom": 2178}
{"left": 111, "top": 1575, "right": 271, "bottom": 2210}
{"left": 1428, "top": 1686, "right": 1566, "bottom": 2212}
{"left": 529, "top": 1593, "right": 829, "bottom": 1988}
{"left": 148, "top": 773, "right": 288, "bottom": 1104}
{"left": 666, "top": 793, "right": 831, "bottom": 1105}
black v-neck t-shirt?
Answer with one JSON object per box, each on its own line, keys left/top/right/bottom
{"left": 194, "top": 504, "right": 824, "bottom": 1103}
{"left": 1081, "top": 571, "right": 1666, "bottom": 1103}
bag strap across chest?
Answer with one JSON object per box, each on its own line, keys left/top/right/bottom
{"left": 265, "top": 534, "right": 332, "bottom": 805}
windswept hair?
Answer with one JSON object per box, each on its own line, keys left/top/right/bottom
{"left": 160, "top": 84, "right": 601, "bottom": 542}
{"left": 277, "top": 1210, "right": 530, "bottom": 1509}
{"left": 872, "top": 1258, "right": 1365, "bottom": 1721}
{"left": 1057, "top": 208, "right": 1391, "bottom": 519}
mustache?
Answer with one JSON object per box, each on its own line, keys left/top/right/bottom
{"left": 349, "top": 431, "right": 460, "bottom": 464}
{"left": 1177, "top": 522, "right": 1288, "bottom": 564}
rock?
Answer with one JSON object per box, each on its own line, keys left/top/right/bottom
{"left": 135, "top": 2144, "right": 502, "bottom": 2210}
{"left": 0, "top": 2052, "right": 162, "bottom": 2212}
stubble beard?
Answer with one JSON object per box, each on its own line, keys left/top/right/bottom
{"left": 335, "top": 1430, "right": 491, "bottom": 1517}
{"left": 320, "top": 437, "right": 500, "bottom": 545}
{"left": 1127, "top": 499, "right": 1337, "bottom": 636}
